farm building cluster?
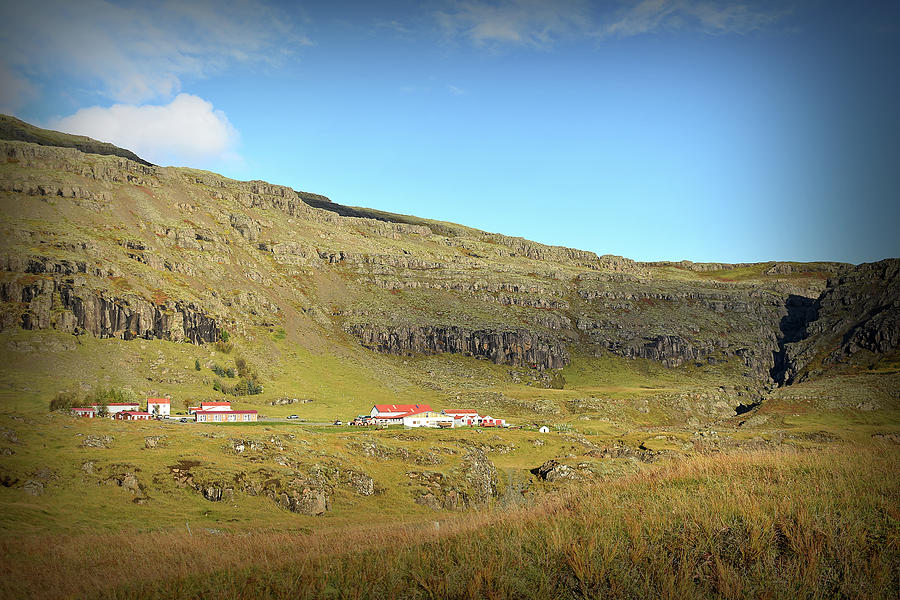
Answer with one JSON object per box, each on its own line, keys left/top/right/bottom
{"left": 71, "top": 399, "right": 258, "bottom": 423}
{"left": 349, "top": 404, "right": 508, "bottom": 429}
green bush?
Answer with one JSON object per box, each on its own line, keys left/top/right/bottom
{"left": 49, "top": 390, "right": 81, "bottom": 412}
{"left": 194, "top": 359, "right": 201, "bottom": 371}
{"left": 235, "top": 357, "right": 248, "bottom": 378}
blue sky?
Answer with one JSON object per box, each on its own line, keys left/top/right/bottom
{"left": 1, "top": 1, "right": 898, "bottom": 264}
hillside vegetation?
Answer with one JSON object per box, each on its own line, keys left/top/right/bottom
{"left": 0, "top": 118, "right": 897, "bottom": 599}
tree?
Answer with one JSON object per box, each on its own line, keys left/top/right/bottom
{"left": 50, "top": 390, "right": 80, "bottom": 412}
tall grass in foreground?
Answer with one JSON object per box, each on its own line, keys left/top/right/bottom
{"left": 3, "top": 445, "right": 898, "bottom": 599}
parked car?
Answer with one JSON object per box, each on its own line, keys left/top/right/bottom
{"left": 180, "top": 418, "right": 188, "bottom": 423}
{"left": 287, "top": 415, "right": 299, "bottom": 419}
{"left": 333, "top": 420, "right": 343, "bottom": 426}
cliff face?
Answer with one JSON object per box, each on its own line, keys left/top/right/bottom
{"left": 345, "top": 324, "right": 569, "bottom": 369}
{"left": 0, "top": 276, "right": 217, "bottom": 344}
{"left": 0, "top": 119, "right": 895, "bottom": 388}
{"left": 779, "top": 259, "right": 900, "bottom": 383}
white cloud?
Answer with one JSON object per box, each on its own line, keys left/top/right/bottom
{"left": 433, "top": 0, "right": 787, "bottom": 47}
{"left": 437, "top": 0, "right": 592, "bottom": 47}
{"left": 0, "top": 0, "right": 310, "bottom": 104}
{"left": 50, "top": 94, "right": 239, "bottom": 166}
{"left": 599, "top": 0, "right": 788, "bottom": 38}
{"left": 448, "top": 84, "right": 467, "bottom": 95}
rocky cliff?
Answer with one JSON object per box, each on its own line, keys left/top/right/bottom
{"left": 779, "top": 259, "right": 900, "bottom": 383}
{"left": 0, "top": 117, "right": 896, "bottom": 390}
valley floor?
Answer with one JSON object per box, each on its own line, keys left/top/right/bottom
{"left": 1, "top": 443, "right": 897, "bottom": 599}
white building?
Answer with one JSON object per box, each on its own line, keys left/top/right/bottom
{"left": 195, "top": 410, "right": 257, "bottom": 423}
{"left": 442, "top": 409, "right": 480, "bottom": 427}
{"left": 370, "top": 403, "right": 431, "bottom": 419}
{"left": 401, "top": 410, "right": 454, "bottom": 428}
{"left": 188, "top": 402, "right": 232, "bottom": 414}
{"left": 538, "top": 426, "right": 550, "bottom": 433}
{"left": 147, "top": 398, "right": 170, "bottom": 416}
{"left": 100, "top": 402, "right": 141, "bottom": 417}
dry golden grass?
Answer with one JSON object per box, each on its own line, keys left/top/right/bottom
{"left": 3, "top": 443, "right": 897, "bottom": 599}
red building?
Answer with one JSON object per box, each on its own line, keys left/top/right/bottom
{"left": 114, "top": 411, "right": 152, "bottom": 421}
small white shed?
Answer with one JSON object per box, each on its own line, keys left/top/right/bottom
{"left": 538, "top": 426, "right": 550, "bottom": 433}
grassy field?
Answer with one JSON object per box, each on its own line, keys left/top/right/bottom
{"left": 1, "top": 444, "right": 896, "bottom": 599}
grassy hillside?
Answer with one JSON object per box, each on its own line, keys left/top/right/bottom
{"left": 0, "top": 120, "right": 897, "bottom": 599}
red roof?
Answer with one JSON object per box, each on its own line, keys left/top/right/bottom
{"left": 120, "top": 411, "right": 151, "bottom": 416}
{"left": 147, "top": 398, "right": 170, "bottom": 404}
{"left": 196, "top": 410, "right": 257, "bottom": 415}
{"left": 103, "top": 403, "right": 140, "bottom": 406}
{"left": 402, "top": 408, "right": 431, "bottom": 417}
{"left": 201, "top": 402, "right": 231, "bottom": 407}
{"left": 373, "top": 404, "right": 431, "bottom": 413}
{"left": 72, "top": 407, "right": 96, "bottom": 411}
{"left": 444, "top": 409, "right": 478, "bottom": 415}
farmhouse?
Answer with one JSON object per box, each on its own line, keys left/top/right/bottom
{"left": 401, "top": 410, "right": 454, "bottom": 428}
{"left": 188, "top": 401, "right": 232, "bottom": 415}
{"left": 195, "top": 410, "right": 257, "bottom": 423}
{"left": 71, "top": 407, "right": 97, "bottom": 418}
{"left": 442, "top": 409, "right": 480, "bottom": 427}
{"left": 114, "top": 411, "right": 152, "bottom": 421}
{"left": 147, "top": 398, "right": 170, "bottom": 416}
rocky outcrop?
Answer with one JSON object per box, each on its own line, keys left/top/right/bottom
{"left": 82, "top": 435, "right": 113, "bottom": 448}
{"left": 346, "top": 324, "right": 569, "bottom": 369}
{"left": 0, "top": 277, "right": 218, "bottom": 344}
{"left": 780, "top": 259, "right": 900, "bottom": 383}
{"left": 531, "top": 460, "right": 581, "bottom": 482}
{"left": 349, "top": 439, "right": 444, "bottom": 465}
{"left": 170, "top": 460, "right": 375, "bottom": 516}
{"left": 407, "top": 449, "right": 499, "bottom": 510}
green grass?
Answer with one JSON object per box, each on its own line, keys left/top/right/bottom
{"left": 3, "top": 445, "right": 896, "bottom": 599}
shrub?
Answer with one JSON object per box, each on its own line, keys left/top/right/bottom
{"left": 194, "top": 359, "right": 201, "bottom": 371}
{"left": 214, "top": 340, "right": 233, "bottom": 354}
{"left": 211, "top": 364, "right": 227, "bottom": 378}
{"left": 219, "top": 330, "right": 230, "bottom": 342}
{"left": 49, "top": 390, "right": 81, "bottom": 412}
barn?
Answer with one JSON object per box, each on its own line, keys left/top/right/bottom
{"left": 370, "top": 404, "right": 431, "bottom": 419}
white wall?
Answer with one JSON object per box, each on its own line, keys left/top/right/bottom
{"left": 148, "top": 403, "right": 170, "bottom": 416}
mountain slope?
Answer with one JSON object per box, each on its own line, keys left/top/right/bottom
{"left": 0, "top": 116, "right": 896, "bottom": 423}
{"left": 0, "top": 114, "right": 153, "bottom": 166}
